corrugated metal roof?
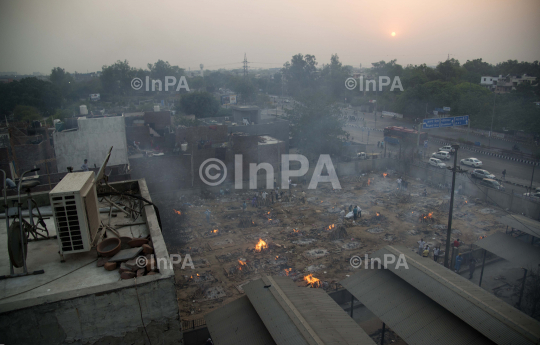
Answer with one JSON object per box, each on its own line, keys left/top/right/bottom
{"left": 498, "top": 214, "right": 540, "bottom": 238}
{"left": 270, "top": 276, "right": 375, "bottom": 345}
{"left": 475, "top": 232, "right": 540, "bottom": 269}
{"left": 205, "top": 295, "right": 277, "bottom": 345}
{"left": 371, "top": 245, "right": 540, "bottom": 345}
{"left": 243, "top": 278, "right": 310, "bottom": 345}
{"left": 244, "top": 276, "right": 375, "bottom": 345}
{"left": 341, "top": 268, "right": 494, "bottom": 345}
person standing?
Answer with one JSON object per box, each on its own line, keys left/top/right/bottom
{"left": 455, "top": 253, "right": 463, "bottom": 273}
{"left": 453, "top": 238, "right": 461, "bottom": 249}
{"left": 468, "top": 258, "right": 477, "bottom": 279}
{"left": 271, "top": 190, "right": 274, "bottom": 204}
{"left": 262, "top": 191, "right": 268, "bottom": 206}
{"left": 302, "top": 191, "right": 306, "bottom": 204}
{"left": 417, "top": 238, "right": 426, "bottom": 255}
{"left": 502, "top": 169, "right": 506, "bottom": 180}
{"left": 433, "top": 246, "right": 440, "bottom": 262}
{"left": 349, "top": 205, "right": 353, "bottom": 212}
{"left": 422, "top": 246, "right": 430, "bottom": 258}
{"left": 242, "top": 201, "right": 247, "bottom": 212}
{"left": 357, "top": 205, "right": 362, "bottom": 218}
{"left": 81, "top": 159, "right": 89, "bottom": 171}
{"left": 397, "top": 178, "right": 402, "bottom": 190}
{"left": 353, "top": 206, "right": 358, "bottom": 220}
{"left": 204, "top": 209, "right": 211, "bottom": 223}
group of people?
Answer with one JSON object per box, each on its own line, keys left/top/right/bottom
{"left": 245, "top": 189, "right": 290, "bottom": 209}
{"left": 417, "top": 238, "right": 478, "bottom": 279}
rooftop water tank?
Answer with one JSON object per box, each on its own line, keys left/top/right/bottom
{"left": 80, "top": 105, "right": 88, "bottom": 115}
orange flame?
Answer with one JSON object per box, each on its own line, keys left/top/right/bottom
{"left": 255, "top": 238, "right": 268, "bottom": 252}
{"left": 196, "top": 273, "right": 200, "bottom": 276}
{"left": 173, "top": 209, "right": 182, "bottom": 215}
{"left": 293, "top": 229, "right": 300, "bottom": 233}
{"left": 376, "top": 212, "right": 380, "bottom": 217}
{"left": 320, "top": 200, "right": 323, "bottom": 203}
{"left": 327, "top": 224, "right": 335, "bottom": 230}
{"left": 212, "top": 229, "right": 219, "bottom": 233}
{"left": 304, "top": 274, "right": 321, "bottom": 288}
{"left": 383, "top": 173, "right": 388, "bottom": 178}
{"left": 465, "top": 201, "right": 468, "bottom": 204}
{"left": 275, "top": 256, "right": 279, "bottom": 260}
{"left": 268, "top": 212, "right": 270, "bottom": 214}
{"left": 284, "top": 268, "right": 292, "bottom": 276}
{"left": 368, "top": 179, "right": 371, "bottom": 186}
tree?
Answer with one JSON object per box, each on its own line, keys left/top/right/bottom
{"left": 14, "top": 105, "right": 41, "bottom": 122}
{"left": 178, "top": 92, "right": 220, "bottom": 118}
{"left": 0, "top": 77, "right": 61, "bottom": 116}
{"left": 100, "top": 60, "right": 136, "bottom": 95}
{"left": 147, "top": 60, "right": 185, "bottom": 81}
{"left": 282, "top": 54, "right": 319, "bottom": 97}
{"left": 50, "top": 67, "right": 75, "bottom": 100}
{"left": 285, "top": 92, "right": 346, "bottom": 161}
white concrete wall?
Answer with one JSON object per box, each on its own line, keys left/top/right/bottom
{"left": 53, "top": 116, "right": 128, "bottom": 172}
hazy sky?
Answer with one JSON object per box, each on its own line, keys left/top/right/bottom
{"left": 1, "top": 0, "right": 539, "bottom": 75}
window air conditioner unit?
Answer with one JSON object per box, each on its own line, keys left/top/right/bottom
{"left": 49, "top": 171, "right": 100, "bottom": 256}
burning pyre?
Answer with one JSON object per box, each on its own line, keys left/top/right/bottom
{"left": 174, "top": 209, "right": 182, "bottom": 215}
{"left": 304, "top": 274, "right": 321, "bottom": 288}
{"left": 419, "top": 212, "right": 435, "bottom": 223}
{"left": 255, "top": 238, "right": 268, "bottom": 252}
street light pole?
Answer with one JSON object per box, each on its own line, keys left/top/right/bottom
{"left": 444, "top": 145, "right": 462, "bottom": 268}
{"left": 489, "top": 93, "right": 495, "bottom": 148}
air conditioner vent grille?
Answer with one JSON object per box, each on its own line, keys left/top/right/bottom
{"left": 53, "top": 196, "right": 82, "bottom": 252}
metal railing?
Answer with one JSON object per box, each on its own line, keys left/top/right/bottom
{"left": 182, "top": 318, "right": 207, "bottom": 331}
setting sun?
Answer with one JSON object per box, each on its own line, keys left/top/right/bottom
{"left": 391, "top": 32, "right": 396, "bottom": 37}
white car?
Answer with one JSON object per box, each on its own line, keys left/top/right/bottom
{"left": 460, "top": 157, "right": 482, "bottom": 167}
{"left": 429, "top": 158, "right": 447, "bottom": 168}
{"left": 523, "top": 192, "right": 540, "bottom": 199}
{"left": 439, "top": 145, "right": 455, "bottom": 154}
{"left": 432, "top": 151, "right": 451, "bottom": 160}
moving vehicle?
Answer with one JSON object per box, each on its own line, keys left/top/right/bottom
{"left": 471, "top": 169, "right": 495, "bottom": 179}
{"left": 384, "top": 136, "right": 400, "bottom": 145}
{"left": 357, "top": 152, "right": 379, "bottom": 160}
{"left": 523, "top": 192, "right": 540, "bottom": 199}
{"left": 438, "top": 145, "right": 455, "bottom": 154}
{"left": 460, "top": 157, "right": 482, "bottom": 167}
{"left": 383, "top": 126, "right": 427, "bottom": 143}
{"left": 480, "top": 178, "right": 505, "bottom": 190}
{"left": 429, "top": 158, "right": 446, "bottom": 168}
{"left": 431, "top": 151, "right": 451, "bottom": 160}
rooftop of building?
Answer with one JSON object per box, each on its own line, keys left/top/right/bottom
{"left": 0, "top": 178, "right": 173, "bottom": 314}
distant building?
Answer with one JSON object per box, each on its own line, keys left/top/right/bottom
{"left": 480, "top": 74, "right": 537, "bottom": 93}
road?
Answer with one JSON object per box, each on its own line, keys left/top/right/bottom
{"left": 341, "top": 110, "right": 540, "bottom": 193}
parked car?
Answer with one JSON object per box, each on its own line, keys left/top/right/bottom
{"left": 431, "top": 151, "right": 451, "bottom": 160}
{"left": 480, "top": 178, "right": 505, "bottom": 190}
{"left": 471, "top": 169, "right": 495, "bottom": 179}
{"left": 460, "top": 157, "right": 482, "bottom": 167}
{"left": 429, "top": 158, "right": 447, "bottom": 168}
{"left": 438, "top": 145, "right": 455, "bottom": 154}
{"left": 523, "top": 192, "right": 540, "bottom": 199}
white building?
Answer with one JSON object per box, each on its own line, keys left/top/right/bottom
{"left": 480, "top": 74, "right": 537, "bottom": 93}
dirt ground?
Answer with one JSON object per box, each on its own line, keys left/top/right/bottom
{"left": 166, "top": 170, "right": 506, "bottom": 325}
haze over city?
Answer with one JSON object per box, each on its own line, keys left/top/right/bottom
{"left": 1, "top": 0, "right": 539, "bottom": 74}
